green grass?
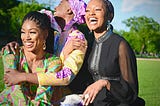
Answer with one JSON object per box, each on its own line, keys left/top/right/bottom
{"left": 0, "top": 57, "right": 160, "bottom": 106}
{"left": 137, "top": 59, "right": 160, "bottom": 106}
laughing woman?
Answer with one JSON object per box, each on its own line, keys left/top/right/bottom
{"left": 82, "top": 0, "right": 145, "bottom": 106}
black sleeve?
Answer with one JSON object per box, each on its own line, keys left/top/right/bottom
{"left": 110, "top": 41, "right": 138, "bottom": 103}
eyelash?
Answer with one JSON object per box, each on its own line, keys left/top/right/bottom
{"left": 30, "top": 32, "right": 36, "bottom": 34}
{"left": 86, "top": 9, "right": 102, "bottom": 12}
{"left": 21, "top": 31, "right": 24, "bottom": 34}
{"left": 95, "top": 9, "right": 101, "bottom": 11}
{"left": 20, "top": 31, "right": 36, "bottom": 35}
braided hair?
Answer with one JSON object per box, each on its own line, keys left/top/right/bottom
{"left": 22, "top": 11, "right": 51, "bottom": 31}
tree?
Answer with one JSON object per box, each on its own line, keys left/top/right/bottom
{"left": 123, "top": 16, "right": 160, "bottom": 56}
{"left": 8, "top": 2, "right": 47, "bottom": 38}
{"left": 0, "top": 0, "right": 20, "bottom": 35}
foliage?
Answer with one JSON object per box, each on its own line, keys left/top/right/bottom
{"left": 122, "top": 16, "right": 160, "bottom": 55}
{"left": 9, "top": 2, "right": 45, "bottom": 38}
{"left": 0, "top": 0, "right": 20, "bottom": 34}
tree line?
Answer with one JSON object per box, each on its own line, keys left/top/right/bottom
{"left": 0, "top": 0, "right": 160, "bottom": 58}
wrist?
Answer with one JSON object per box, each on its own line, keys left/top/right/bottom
{"left": 105, "top": 80, "right": 110, "bottom": 90}
{"left": 99, "top": 79, "right": 110, "bottom": 90}
{"left": 22, "top": 73, "right": 27, "bottom": 82}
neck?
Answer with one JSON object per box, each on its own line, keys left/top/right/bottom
{"left": 94, "top": 29, "right": 107, "bottom": 40}
{"left": 65, "top": 15, "right": 74, "bottom": 25}
{"left": 55, "top": 14, "right": 74, "bottom": 31}
{"left": 23, "top": 48, "right": 45, "bottom": 61}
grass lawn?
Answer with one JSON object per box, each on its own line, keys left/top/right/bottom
{"left": 0, "top": 57, "right": 159, "bottom": 106}
{"left": 137, "top": 59, "right": 160, "bottom": 106}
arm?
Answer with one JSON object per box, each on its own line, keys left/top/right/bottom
{"left": 4, "top": 55, "right": 63, "bottom": 86}
{"left": 38, "top": 30, "right": 87, "bottom": 85}
{"left": 4, "top": 69, "right": 39, "bottom": 86}
{"left": 59, "top": 30, "right": 87, "bottom": 80}
{"left": 61, "top": 30, "right": 87, "bottom": 60}
{"left": 37, "top": 47, "right": 86, "bottom": 86}
{"left": 82, "top": 41, "right": 138, "bottom": 105}
{"left": 4, "top": 46, "right": 86, "bottom": 87}
{"left": 109, "top": 41, "right": 138, "bottom": 103}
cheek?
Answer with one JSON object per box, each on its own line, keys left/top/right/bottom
{"left": 99, "top": 15, "right": 107, "bottom": 25}
{"left": 37, "top": 37, "right": 44, "bottom": 45}
{"left": 85, "top": 15, "right": 90, "bottom": 25}
{"left": 21, "top": 36, "right": 25, "bottom": 42}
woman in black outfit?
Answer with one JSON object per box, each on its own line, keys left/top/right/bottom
{"left": 82, "top": 0, "right": 145, "bottom": 106}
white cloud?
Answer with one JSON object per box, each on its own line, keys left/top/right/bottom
{"left": 122, "top": 0, "right": 160, "bottom": 12}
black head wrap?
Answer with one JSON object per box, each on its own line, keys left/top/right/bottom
{"left": 104, "top": 0, "right": 114, "bottom": 22}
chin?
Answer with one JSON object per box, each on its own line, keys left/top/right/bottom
{"left": 24, "top": 47, "right": 34, "bottom": 52}
{"left": 87, "top": 25, "right": 98, "bottom": 31}
{"left": 89, "top": 27, "right": 97, "bottom": 31}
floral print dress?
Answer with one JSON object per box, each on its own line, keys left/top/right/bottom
{"left": 0, "top": 48, "right": 61, "bottom": 106}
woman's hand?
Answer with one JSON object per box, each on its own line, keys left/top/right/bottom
{"left": 82, "top": 79, "right": 109, "bottom": 106}
{"left": 62, "top": 36, "right": 87, "bottom": 59}
{"left": 4, "top": 69, "right": 25, "bottom": 86}
{"left": 1, "top": 41, "right": 19, "bottom": 55}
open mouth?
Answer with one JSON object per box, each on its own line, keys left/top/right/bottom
{"left": 89, "top": 17, "right": 98, "bottom": 24}
{"left": 24, "top": 42, "right": 33, "bottom": 48}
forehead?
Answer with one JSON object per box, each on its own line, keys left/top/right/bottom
{"left": 60, "top": 0, "right": 69, "bottom": 4}
{"left": 22, "top": 20, "right": 39, "bottom": 29}
{"left": 87, "top": 0, "right": 106, "bottom": 8}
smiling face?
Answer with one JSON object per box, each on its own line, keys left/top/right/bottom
{"left": 21, "top": 20, "right": 45, "bottom": 53}
{"left": 85, "top": 0, "right": 108, "bottom": 33}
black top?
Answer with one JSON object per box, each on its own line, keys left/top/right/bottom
{"left": 88, "top": 30, "right": 138, "bottom": 104}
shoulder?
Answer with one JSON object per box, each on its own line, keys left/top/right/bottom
{"left": 110, "top": 33, "right": 125, "bottom": 41}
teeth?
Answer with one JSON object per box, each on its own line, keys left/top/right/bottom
{"left": 89, "top": 17, "right": 97, "bottom": 21}
{"left": 25, "top": 42, "right": 32, "bottom": 46}
{"left": 89, "top": 18, "right": 97, "bottom": 24}
{"left": 90, "top": 21, "right": 97, "bottom": 24}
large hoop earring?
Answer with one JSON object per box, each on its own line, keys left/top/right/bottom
{"left": 43, "top": 41, "right": 46, "bottom": 50}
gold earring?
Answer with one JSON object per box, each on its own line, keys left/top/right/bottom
{"left": 43, "top": 41, "right": 46, "bottom": 50}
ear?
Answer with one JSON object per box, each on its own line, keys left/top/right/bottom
{"left": 67, "top": 8, "right": 73, "bottom": 15}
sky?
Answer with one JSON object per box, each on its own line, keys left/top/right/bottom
{"left": 37, "top": 0, "right": 160, "bottom": 31}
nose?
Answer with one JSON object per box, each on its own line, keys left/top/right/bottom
{"left": 54, "top": 6, "right": 57, "bottom": 11}
{"left": 89, "top": 10, "right": 95, "bottom": 15}
{"left": 25, "top": 33, "right": 31, "bottom": 40}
